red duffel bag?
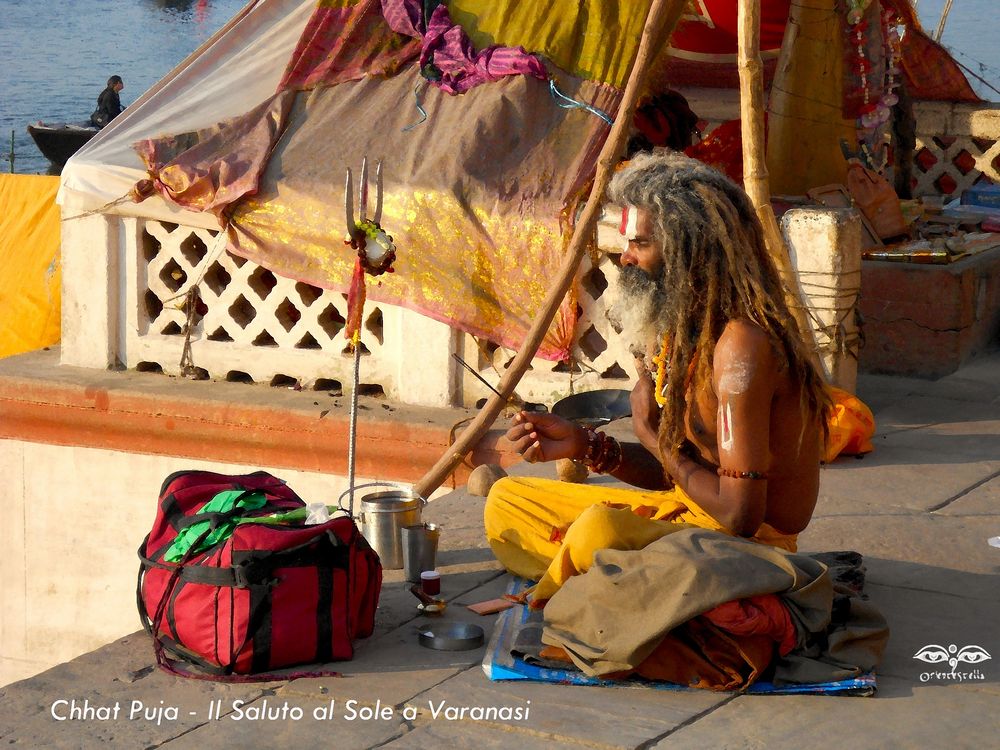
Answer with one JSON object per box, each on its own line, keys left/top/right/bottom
{"left": 137, "top": 470, "right": 381, "bottom": 680}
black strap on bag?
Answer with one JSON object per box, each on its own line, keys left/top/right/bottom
{"left": 137, "top": 527, "right": 346, "bottom": 682}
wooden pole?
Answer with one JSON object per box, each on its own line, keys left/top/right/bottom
{"left": 414, "top": 0, "right": 689, "bottom": 498}
{"left": 737, "top": 0, "right": 821, "bottom": 366}
{"left": 934, "top": 0, "right": 955, "bottom": 42}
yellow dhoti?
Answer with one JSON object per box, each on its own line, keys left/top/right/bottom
{"left": 484, "top": 476, "right": 797, "bottom": 604}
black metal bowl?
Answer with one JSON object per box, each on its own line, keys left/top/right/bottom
{"left": 551, "top": 389, "right": 632, "bottom": 427}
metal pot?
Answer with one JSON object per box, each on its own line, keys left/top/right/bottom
{"left": 343, "top": 484, "right": 426, "bottom": 569}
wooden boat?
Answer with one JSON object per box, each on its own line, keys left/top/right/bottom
{"left": 27, "top": 122, "right": 98, "bottom": 166}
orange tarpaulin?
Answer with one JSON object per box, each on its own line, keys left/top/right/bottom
{"left": 0, "top": 174, "right": 61, "bottom": 359}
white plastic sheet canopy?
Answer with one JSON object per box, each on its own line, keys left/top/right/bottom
{"left": 57, "top": 0, "right": 315, "bottom": 229}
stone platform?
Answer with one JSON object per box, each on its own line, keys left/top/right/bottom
{"left": 3, "top": 354, "right": 1000, "bottom": 748}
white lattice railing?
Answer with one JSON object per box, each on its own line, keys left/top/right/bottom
{"left": 121, "top": 216, "right": 634, "bottom": 408}
{"left": 455, "top": 236, "right": 635, "bottom": 408}
{"left": 125, "top": 220, "right": 395, "bottom": 393}
{"left": 911, "top": 101, "right": 1000, "bottom": 197}
{"left": 683, "top": 88, "right": 1000, "bottom": 198}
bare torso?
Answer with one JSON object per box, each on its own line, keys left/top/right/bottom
{"left": 503, "top": 319, "right": 823, "bottom": 537}
{"left": 682, "top": 324, "right": 821, "bottom": 534}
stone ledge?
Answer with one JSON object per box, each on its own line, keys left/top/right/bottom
{"left": 859, "top": 247, "right": 1000, "bottom": 378}
{"left": 0, "top": 349, "right": 518, "bottom": 487}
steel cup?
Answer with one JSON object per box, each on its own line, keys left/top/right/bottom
{"left": 401, "top": 523, "right": 440, "bottom": 583}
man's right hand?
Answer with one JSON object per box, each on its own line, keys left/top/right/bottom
{"left": 505, "top": 411, "right": 587, "bottom": 464}
{"left": 631, "top": 357, "right": 661, "bottom": 455}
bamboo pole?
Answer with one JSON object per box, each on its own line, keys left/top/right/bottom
{"left": 934, "top": 0, "right": 955, "bottom": 42}
{"left": 413, "top": 0, "right": 689, "bottom": 498}
{"left": 737, "top": 0, "right": 821, "bottom": 366}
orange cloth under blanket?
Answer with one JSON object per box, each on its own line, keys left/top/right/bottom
{"left": 538, "top": 620, "right": 776, "bottom": 691}
{"left": 540, "top": 593, "right": 797, "bottom": 690}
{"left": 634, "top": 617, "right": 776, "bottom": 691}
{"left": 702, "top": 594, "right": 798, "bottom": 657}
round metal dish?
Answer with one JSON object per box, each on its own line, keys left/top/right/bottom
{"left": 418, "top": 622, "right": 485, "bottom": 651}
{"left": 552, "top": 389, "right": 632, "bottom": 427}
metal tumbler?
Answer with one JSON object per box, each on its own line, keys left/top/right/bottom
{"left": 401, "top": 523, "right": 440, "bottom": 583}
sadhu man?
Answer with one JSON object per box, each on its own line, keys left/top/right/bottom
{"left": 485, "top": 151, "right": 831, "bottom": 601}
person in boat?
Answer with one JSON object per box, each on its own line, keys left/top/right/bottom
{"left": 91, "top": 75, "right": 125, "bottom": 128}
{"left": 485, "top": 150, "right": 831, "bottom": 601}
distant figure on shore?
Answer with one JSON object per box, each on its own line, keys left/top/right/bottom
{"left": 91, "top": 75, "right": 125, "bottom": 129}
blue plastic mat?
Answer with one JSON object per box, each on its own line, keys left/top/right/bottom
{"left": 482, "top": 577, "right": 876, "bottom": 696}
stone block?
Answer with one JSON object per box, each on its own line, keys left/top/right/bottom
{"left": 0, "top": 442, "right": 31, "bottom": 685}
{"left": 935, "top": 474, "right": 1000, "bottom": 516}
{"left": 798, "top": 516, "right": 1000, "bottom": 601}
{"left": 388, "top": 306, "right": 461, "bottom": 407}
{"left": 410, "top": 664, "right": 723, "bottom": 749}
{"left": 815, "top": 443, "right": 1000, "bottom": 516}
{"left": 911, "top": 374, "right": 1000, "bottom": 404}
{"left": 859, "top": 247, "right": 1000, "bottom": 378}
{"left": 364, "top": 566, "right": 505, "bottom": 647}
{"left": 960, "top": 105, "right": 1000, "bottom": 141}
{"left": 783, "top": 207, "right": 862, "bottom": 392}
{"left": 383, "top": 721, "right": 559, "bottom": 749}
{"left": 655, "top": 675, "right": 1000, "bottom": 749}
{"left": 0, "top": 633, "right": 276, "bottom": 748}
{"left": 60, "top": 213, "right": 121, "bottom": 369}
{"left": 280, "top": 571, "right": 511, "bottom": 708}
{"left": 912, "top": 100, "right": 954, "bottom": 135}
{"left": 934, "top": 350, "right": 1000, "bottom": 391}
{"left": 855, "top": 370, "right": 927, "bottom": 414}
{"left": 166, "top": 707, "right": 406, "bottom": 749}
{"left": 862, "top": 583, "right": 1000, "bottom": 688}
{"left": 870, "top": 392, "right": 1000, "bottom": 433}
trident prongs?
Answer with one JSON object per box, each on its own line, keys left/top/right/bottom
{"left": 344, "top": 167, "right": 362, "bottom": 243}
{"left": 359, "top": 156, "right": 369, "bottom": 223}
{"left": 373, "top": 160, "right": 383, "bottom": 226}
{"left": 346, "top": 156, "right": 386, "bottom": 242}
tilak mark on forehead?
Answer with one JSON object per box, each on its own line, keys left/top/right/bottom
{"left": 620, "top": 204, "right": 640, "bottom": 246}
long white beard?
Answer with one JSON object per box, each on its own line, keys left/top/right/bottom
{"left": 606, "top": 266, "right": 669, "bottom": 361}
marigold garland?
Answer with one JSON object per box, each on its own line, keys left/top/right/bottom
{"left": 652, "top": 334, "right": 670, "bottom": 407}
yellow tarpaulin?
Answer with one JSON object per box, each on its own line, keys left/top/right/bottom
{"left": 450, "top": 0, "right": 651, "bottom": 89}
{"left": 0, "top": 174, "right": 61, "bottom": 358}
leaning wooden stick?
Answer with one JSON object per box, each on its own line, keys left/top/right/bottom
{"left": 414, "top": 0, "right": 690, "bottom": 498}
{"left": 737, "top": 0, "right": 820, "bottom": 366}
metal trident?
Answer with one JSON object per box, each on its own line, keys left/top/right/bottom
{"left": 343, "top": 155, "right": 386, "bottom": 516}
{"left": 345, "top": 156, "right": 383, "bottom": 244}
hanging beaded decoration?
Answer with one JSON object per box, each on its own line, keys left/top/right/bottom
{"left": 846, "top": 0, "right": 903, "bottom": 174}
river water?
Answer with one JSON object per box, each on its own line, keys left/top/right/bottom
{"left": 1, "top": 0, "right": 997, "bottom": 175}
{"left": 0, "top": 0, "right": 246, "bottom": 175}
{"left": 916, "top": 0, "right": 1000, "bottom": 99}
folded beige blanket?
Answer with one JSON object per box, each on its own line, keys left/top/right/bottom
{"left": 541, "top": 528, "right": 889, "bottom": 685}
